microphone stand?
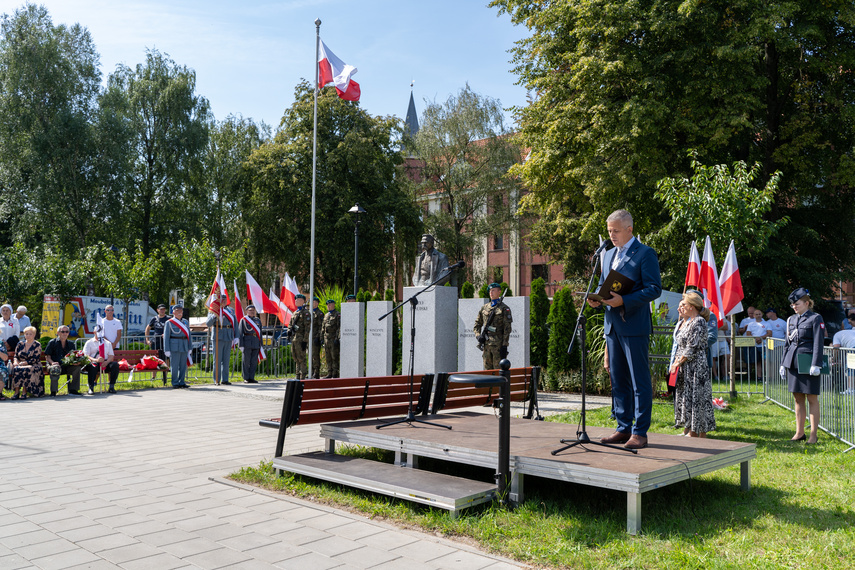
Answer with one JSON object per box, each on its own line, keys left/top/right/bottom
{"left": 375, "top": 264, "right": 462, "bottom": 430}
{"left": 552, "top": 247, "right": 637, "bottom": 455}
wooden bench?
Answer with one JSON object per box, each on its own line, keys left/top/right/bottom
{"left": 431, "top": 366, "right": 541, "bottom": 418}
{"left": 261, "top": 373, "right": 436, "bottom": 455}
{"left": 261, "top": 367, "right": 541, "bottom": 455}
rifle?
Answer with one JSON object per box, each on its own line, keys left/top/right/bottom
{"left": 476, "top": 288, "right": 508, "bottom": 351}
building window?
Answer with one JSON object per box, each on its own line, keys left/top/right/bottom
{"left": 532, "top": 264, "right": 549, "bottom": 282}
{"left": 493, "top": 234, "right": 504, "bottom": 250}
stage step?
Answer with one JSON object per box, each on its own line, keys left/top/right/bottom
{"left": 272, "top": 452, "right": 497, "bottom": 517}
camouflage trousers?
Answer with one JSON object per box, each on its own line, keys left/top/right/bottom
{"left": 482, "top": 344, "right": 503, "bottom": 370}
{"left": 325, "top": 342, "right": 339, "bottom": 378}
{"left": 292, "top": 342, "right": 307, "bottom": 379}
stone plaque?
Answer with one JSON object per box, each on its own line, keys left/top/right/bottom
{"left": 340, "top": 302, "right": 365, "bottom": 377}
{"left": 366, "top": 301, "right": 394, "bottom": 376}
{"left": 401, "top": 286, "right": 458, "bottom": 375}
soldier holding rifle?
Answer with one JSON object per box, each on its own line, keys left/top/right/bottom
{"left": 474, "top": 283, "right": 513, "bottom": 369}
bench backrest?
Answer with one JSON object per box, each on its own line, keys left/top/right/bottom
{"left": 431, "top": 366, "right": 540, "bottom": 418}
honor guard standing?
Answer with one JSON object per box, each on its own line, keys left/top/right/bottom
{"left": 238, "top": 305, "right": 262, "bottom": 383}
{"left": 474, "top": 283, "right": 513, "bottom": 369}
{"left": 322, "top": 299, "right": 341, "bottom": 378}
{"left": 206, "top": 294, "right": 236, "bottom": 385}
{"left": 163, "top": 305, "right": 191, "bottom": 389}
{"left": 289, "top": 295, "right": 309, "bottom": 379}
{"left": 311, "top": 297, "right": 324, "bottom": 379}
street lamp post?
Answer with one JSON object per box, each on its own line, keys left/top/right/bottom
{"left": 348, "top": 203, "right": 366, "bottom": 297}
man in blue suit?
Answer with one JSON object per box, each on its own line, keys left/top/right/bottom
{"left": 588, "top": 209, "right": 662, "bottom": 449}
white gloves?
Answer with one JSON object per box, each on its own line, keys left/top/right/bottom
{"left": 165, "top": 351, "right": 171, "bottom": 358}
{"left": 779, "top": 366, "right": 785, "bottom": 379}
{"left": 810, "top": 365, "right": 821, "bottom": 376}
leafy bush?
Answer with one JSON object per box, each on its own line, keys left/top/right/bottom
{"left": 460, "top": 281, "right": 474, "bottom": 299}
{"left": 478, "top": 282, "right": 489, "bottom": 298}
{"left": 384, "top": 288, "right": 395, "bottom": 302}
{"left": 547, "top": 286, "right": 580, "bottom": 375}
{"left": 499, "top": 281, "right": 513, "bottom": 297}
{"left": 530, "top": 277, "right": 550, "bottom": 367}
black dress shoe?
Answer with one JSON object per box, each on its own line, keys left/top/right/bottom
{"left": 791, "top": 434, "right": 806, "bottom": 442}
{"left": 108, "top": 387, "right": 116, "bottom": 394}
{"left": 244, "top": 379, "right": 258, "bottom": 384}
{"left": 221, "top": 381, "right": 231, "bottom": 385}
{"left": 69, "top": 390, "right": 82, "bottom": 395}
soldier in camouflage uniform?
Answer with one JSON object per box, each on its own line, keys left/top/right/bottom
{"left": 311, "top": 297, "right": 324, "bottom": 379}
{"left": 473, "top": 283, "right": 513, "bottom": 370}
{"left": 322, "top": 299, "right": 341, "bottom": 378}
{"left": 289, "top": 294, "right": 309, "bottom": 379}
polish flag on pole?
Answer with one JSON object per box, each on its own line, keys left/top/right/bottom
{"left": 281, "top": 273, "right": 299, "bottom": 313}
{"left": 684, "top": 241, "right": 701, "bottom": 291}
{"left": 268, "top": 286, "right": 290, "bottom": 326}
{"left": 718, "top": 240, "right": 745, "bottom": 317}
{"left": 205, "top": 270, "right": 229, "bottom": 313}
{"left": 318, "top": 40, "right": 360, "bottom": 101}
{"left": 232, "top": 280, "right": 243, "bottom": 347}
{"left": 699, "top": 236, "right": 726, "bottom": 326}
{"left": 245, "top": 270, "right": 280, "bottom": 315}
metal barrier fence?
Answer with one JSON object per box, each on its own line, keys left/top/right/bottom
{"left": 73, "top": 332, "right": 296, "bottom": 382}
{"left": 763, "top": 338, "right": 855, "bottom": 452}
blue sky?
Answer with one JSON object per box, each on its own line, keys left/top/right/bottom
{"left": 1, "top": 0, "right": 530, "bottom": 128}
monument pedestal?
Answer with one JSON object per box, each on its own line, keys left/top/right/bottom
{"left": 402, "top": 286, "right": 457, "bottom": 376}
{"left": 458, "top": 296, "right": 530, "bottom": 371}
{"left": 340, "top": 303, "right": 365, "bottom": 378}
{"left": 366, "top": 301, "right": 394, "bottom": 377}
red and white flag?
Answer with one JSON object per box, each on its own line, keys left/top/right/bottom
{"left": 699, "top": 236, "right": 725, "bottom": 327}
{"left": 684, "top": 241, "right": 701, "bottom": 290}
{"left": 205, "top": 270, "right": 229, "bottom": 313}
{"left": 718, "top": 240, "right": 745, "bottom": 317}
{"left": 233, "top": 280, "right": 243, "bottom": 347}
{"left": 318, "top": 39, "right": 360, "bottom": 101}
{"left": 268, "top": 286, "right": 291, "bottom": 326}
{"left": 245, "top": 270, "right": 280, "bottom": 315}
{"left": 281, "top": 272, "right": 299, "bottom": 313}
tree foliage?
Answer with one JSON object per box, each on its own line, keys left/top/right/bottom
{"left": 529, "top": 277, "right": 549, "bottom": 368}
{"left": 546, "top": 286, "right": 580, "bottom": 375}
{"left": 105, "top": 48, "right": 210, "bottom": 257}
{"left": 653, "top": 150, "right": 787, "bottom": 291}
{"left": 492, "top": 0, "right": 855, "bottom": 301}
{"left": 0, "top": 4, "right": 121, "bottom": 252}
{"left": 245, "top": 81, "right": 421, "bottom": 290}
{"left": 413, "top": 84, "right": 523, "bottom": 276}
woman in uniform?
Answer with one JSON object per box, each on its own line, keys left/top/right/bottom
{"left": 780, "top": 287, "right": 825, "bottom": 443}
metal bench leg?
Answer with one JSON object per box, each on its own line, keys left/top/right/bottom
{"left": 627, "top": 492, "right": 641, "bottom": 535}
{"left": 741, "top": 459, "right": 751, "bottom": 491}
{"left": 324, "top": 438, "right": 335, "bottom": 454}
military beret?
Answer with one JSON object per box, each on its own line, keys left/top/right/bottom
{"left": 488, "top": 283, "right": 501, "bottom": 290}
{"left": 326, "top": 299, "right": 336, "bottom": 305}
{"left": 345, "top": 294, "right": 356, "bottom": 300}
{"left": 313, "top": 296, "right": 320, "bottom": 302}
{"left": 295, "top": 294, "right": 305, "bottom": 300}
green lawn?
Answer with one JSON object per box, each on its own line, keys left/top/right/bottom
{"left": 230, "top": 395, "right": 855, "bottom": 569}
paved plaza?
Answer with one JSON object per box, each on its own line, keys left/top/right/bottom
{"left": 0, "top": 380, "right": 606, "bottom": 569}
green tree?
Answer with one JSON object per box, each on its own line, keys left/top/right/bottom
{"left": 163, "top": 233, "right": 246, "bottom": 314}
{"left": 94, "top": 242, "right": 162, "bottom": 332}
{"left": 529, "top": 277, "right": 549, "bottom": 368}
{"left": 492, "top": 0, "right": 855, "bottom": 298}
{"left": 460, "top": 281, "right": 475, "bottom": 299}
{"left": 245, "top": 81, "right": 421, "bottom": 291}
{"left": 0, "top": 5, "right": 122, "bottom": 252}
{"left": 478, "top": 283, "right": 489, "bottom": 299}
{"left": 546, "top": 287, "right": 580, "bottom": 375}
{"left": 654, "top": 151, "right": 788, "bottom": 294}
{"left": 413, "top": 84, "right": 522, "bottom": 275}
{"left": 104, "top": 49, "right": 210, "bottom": 257}
{"left": 194, "top": 114, "right": 269, "bottom": 251}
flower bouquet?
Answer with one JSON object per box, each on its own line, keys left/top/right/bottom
{"left": 61, "top": 350, "right": 89, "bottom": 366}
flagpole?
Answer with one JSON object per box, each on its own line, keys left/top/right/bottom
{"left": 214, "top": 254, "right": 221, "bottom": 385}
{"left": 308, "top": 18, "right": 321, "bottom": 379}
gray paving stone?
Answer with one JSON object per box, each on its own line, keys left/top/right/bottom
{"left": 159, "top": 536, "right": 221, "bottom": 558}
{"left": 0, "top": 528, "right": 57, "bottom": 549}
{"left": 98, "top": 541, "right": 163, "bottom": 564}
{"left": 274, "top": 550, "right": 344, "bottom": 570}
{"left": 75, "top": 531, "right": 140, "bottom": 552}
{"left": 0, "top": 552, "right": 34, "bottom": 570}
{"left": 14, "top": 537, "right": 77, "bottom": 560}
{"left": 356, "top": 530, "right": 420, "bottom": 552}
{"left": 244, "top": 541, "right": 310, "bottom": 564}
{"left": 306, "top": 535, "right": 367, "bottom": 557}
{"left": 271, "top": 524, "right": 332, "bottom": 546}
{"left": 183, "top": 546, "right": 254, "bottom": 569}
{"left": 332, "top": 544, "right": 401, "bottom": 569}
{"left": 390, "top": 539, "right": 459, "bottom": 563}
{"left": 218, "top": 530, "right": 279, "bottom": 552}
{"left": 119, "top": 551, "right": 188, "bottom": 570}
{"left": 135, "top": 528, "right": 196, "bottom": 547}
{"left": 429, "top": 549, "right": 499, "bottom": 570}
{"left": 29, "top": 547, "right": 102, "bottom": 570}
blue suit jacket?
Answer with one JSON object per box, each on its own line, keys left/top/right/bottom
{"left": 600, "top": 239, "right": 662, "bottom": 337}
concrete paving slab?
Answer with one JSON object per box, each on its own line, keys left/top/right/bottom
{"left": 0, "top": 380, "right": 531, "bottom": 569}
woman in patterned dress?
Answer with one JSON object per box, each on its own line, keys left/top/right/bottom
{"left": 670, "top": 291, "right": 716, "bottom": 437}
{"left": 9, "top": 326, "right": 43, "bottom": 399}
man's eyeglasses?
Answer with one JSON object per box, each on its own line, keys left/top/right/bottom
{"left": 59, "top": 330, "right": 69, "bottom": 334}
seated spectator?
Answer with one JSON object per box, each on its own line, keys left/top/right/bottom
{"left": 9, "top": 326, "right": 43, "bottom": 399}
{"left": 15, "top": 305, "right": 30, "bottom": 331}
{"left": 83, "top": 325, "right": 120, "bottom": 395}
{"left": 1, "top": 304, "right": 19, "bottom": 344}
{"left": 45, "top": 326, "right": 82, "bottom": 396}
{"left": 0, "top": 336, "right": 9, "bottom": 401}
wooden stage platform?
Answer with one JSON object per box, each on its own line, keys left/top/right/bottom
{"left": 275, "top": 412, "right": 756, "bottom": 534}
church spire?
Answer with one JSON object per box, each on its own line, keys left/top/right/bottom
{"left": 404, "top": 81, "right": 419, "bottom": 138}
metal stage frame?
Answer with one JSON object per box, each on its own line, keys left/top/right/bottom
{"left": 273, "top": 411, "right": 755, "bottom": 534}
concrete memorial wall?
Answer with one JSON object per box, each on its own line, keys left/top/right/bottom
{"left": 458, "top": 296, "right": 530, "bottom": 371}
{"left": 401, "top": 286, "right": 458, "bottom": 376}
{"left": 366, "top": 301, "right": 394, "bottom": 376}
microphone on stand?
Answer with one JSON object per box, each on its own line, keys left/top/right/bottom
{"left": 592, "top": 240, "right": 610, "bottom": 258}
{"left": 445, "top": 260, "right": 466, "bottom": 272}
